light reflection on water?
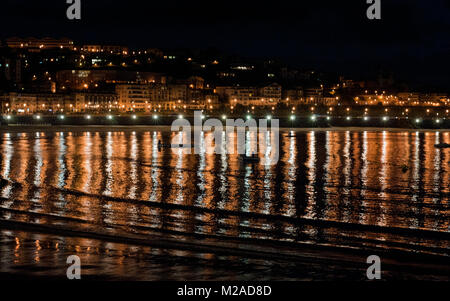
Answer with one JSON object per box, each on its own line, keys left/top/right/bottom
{"left": 0, "top": 129, "right": 449, "bottom": 279}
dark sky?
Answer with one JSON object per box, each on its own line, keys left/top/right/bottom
{"left": 1, "top": 0, "right": 449, "bottom": 88}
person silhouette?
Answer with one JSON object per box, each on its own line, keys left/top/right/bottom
{"left": 158, "top": 140, "right": 162, "bottom": 151}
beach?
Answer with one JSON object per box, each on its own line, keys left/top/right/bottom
{"left": 0, "top": 127, "right": 449, "bottom": 280}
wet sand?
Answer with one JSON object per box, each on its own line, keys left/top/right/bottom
{"left": 1, "top": 225, "right": 449, "bottom": 280}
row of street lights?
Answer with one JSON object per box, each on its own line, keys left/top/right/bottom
{"left": 1, "top": 114, "right": 446, "bottom": 124}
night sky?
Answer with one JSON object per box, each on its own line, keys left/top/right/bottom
{"left": 1, "top": 0, "right": 449, "bottom": 89}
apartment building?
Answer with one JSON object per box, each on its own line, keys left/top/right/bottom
{"left": 0, "top": 92, "right": 74, "bottom": 114}
{"left": 260, "top": 83, "right": 282, "bottom": 102}
{"left": 73, "top": 92, "right": 119, "bottom": 112}
{"left": 116, "top": 84, "right": 151, "bottom": 112}
{"left": 420, "top": 93, "right": 448, "bottom": 106}
{"left": 82, "top": 45, "right": 129, "bottom": 55}
{"left": 282, "top": 87, "right": 304, "bottom": 105}
{"left": 397, "top": 93, "right": 420, "bottom": 105}
{"left": 216, "top": 83, "right": 282, "bottom": 107}
{"left": 116, "top": 83, "right": 184, "bottom": 112}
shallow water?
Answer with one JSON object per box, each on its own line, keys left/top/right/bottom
{"left": 0, "top": 129, "right": 449, "bottom": 280}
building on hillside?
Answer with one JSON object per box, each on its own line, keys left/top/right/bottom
{"left": 116, "top": 84, "right": 151, "bottom": 112}
{"left": 397, "top": 93, "right": 420, "bottom": 106}
{"left": 0, "top": 92, "right": 120, "bottom": 114}
{"left": 73, "top": 92, "right": 119, "bottom": 113}
{"left": 56, "top": 70, "right": 166, "bottom": 90}
{"left": 116, "top": 83, "right": 181, "bottom": 112}
{"left": 354, "top": 93, "right": 398, "bottom": 106}
{"left": 420, "top": 93, "right": 448, "bottom": 106}
{"left": 301, "top": 96, "right": 339, "bottom": 106}
{"left": 6, "top": 37, "right": 74, "bottom": 51}
{"left": 282, "top": 87, "right": 304, "bottom": 105}
{"left": 216, "top": 83, "right": 282, "bottom": 107}
{"left": 82, "top": 45, "right": 129, "bottom": 55}
{"left": 304, "top": 87, "right": 324, "bottom": 98}
{"left": 0, "top": 92, "right": 70, "bottom": 114}
{"left": 259, "top": 83, "right": 282, "bottom": 102}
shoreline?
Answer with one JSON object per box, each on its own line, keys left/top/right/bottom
{"left": 0, "top": 125, "right": 449, "bottom": 133}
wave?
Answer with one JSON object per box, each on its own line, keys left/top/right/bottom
{"left": 1, "top": 176, "right": 449, "bottom": 241}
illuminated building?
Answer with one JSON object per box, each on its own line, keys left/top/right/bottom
{"left": 6, "top": 37, "right": 74, "bottom": 51}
